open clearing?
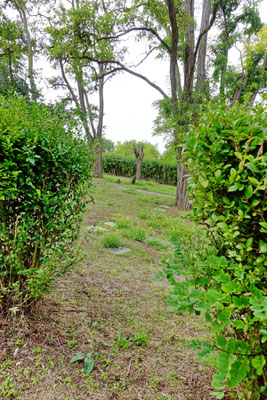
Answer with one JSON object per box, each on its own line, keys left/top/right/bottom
{"left": 1, "top": 177, "right": 218, "bottom": 400}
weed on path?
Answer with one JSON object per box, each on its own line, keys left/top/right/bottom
{"left": 1, "top": 177, "right": 216, "bottom": 400}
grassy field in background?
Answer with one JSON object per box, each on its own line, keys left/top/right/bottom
{"left": 101, "top": 174, "right": 177, "bottom": 196}
{"left": 0, "top": 177, "right": 216, "bottom": 400}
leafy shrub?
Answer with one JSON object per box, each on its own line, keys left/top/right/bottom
{"left": 162, "top": 101, "right": 267, "bottom": 399}
{"left": 102, "top": 155, "right": 177, "bottom": 185}
{"left": 102, "top": 235, "right": 121, "bottom": 248}
{"left": 0, "top": 94, "right": 92, "bottom": 314}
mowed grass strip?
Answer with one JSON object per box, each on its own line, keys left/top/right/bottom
{"left": 0, "top": 177, "right": 215, "bottom": 400}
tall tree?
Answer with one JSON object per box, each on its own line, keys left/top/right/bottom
{"left": 133, "top": 143, "right": 144, "bottom": 180}
{"left": 0, "top": 12, "right": 29, "bottom": 95}
{"left": 113, "top": 0, "right": 264, "bottom": 208}
{"left": 4, "top": 0, "right": 39, "bottom": 100}
{"left": 45, "top": 0, "right": 124, "bottom": 177}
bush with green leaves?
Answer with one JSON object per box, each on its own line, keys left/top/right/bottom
{"left": 102, "top": 155, "right": 177, "bottom": 185}
{"left": 162, "top": 101, "right": 266, "bottom": 399}
{"left": 0, "top": 93, "right": 93, "bottom": 314}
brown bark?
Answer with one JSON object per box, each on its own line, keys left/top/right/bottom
{"left": 7, "top": 47, "right": 14, "bottom": 86}
{"left": 96, "top": 63, "right": 104, "bottom": 178}
{"left": 91, "top": 63, "right": 105, "bottom": 178}
{"left": 196, "top": 0, "right": 211, "bottom": 94}
{"left": 93, "top": 143, "right": 103, "bottom": 178}
{"left": 175, "top": 149, "right": 191, "bottom": 209}
{"left": 133, "top": 144, "right": 144, "bottom": 180}
{"left": 14, "top": 1, "right": 38, "bottom": 100}
{"left": 166, "top": 0, "right": 190, "bottom": 210}
{"left": 184, "top": 0, "right": 195, "bottom": 96}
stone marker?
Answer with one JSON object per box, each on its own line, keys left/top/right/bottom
{"left": 86, "top": 225, "right": 106, "bottom": 232}
{"left": 104, "top": 246, "right": 131, "bottom": 255}
{"left": 104, "top": 222, "right": 116, "bottom": 227}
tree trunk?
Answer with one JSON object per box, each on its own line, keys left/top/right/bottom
{"left": 175, "top": 148, "right": 191, "bottom": 209}
{"left": 95, "top": 63, "right": 105, "bottom": 178}
{"left": 184, "top": 0, "right": 195, "bottom": 96}
{"left": 136, "top": 159, "right": 142, "bottom": 180}
{"left": 16, "top": 4, "right": 38, "bottom": 100}
{"left": 7, "top": 47, "right": 14, "bottom": 86}
{"left": 76, "top": 77, "right": 92, "bottom": 143}
{"left": 167, "top": 0, "right": 191, "bottom": 209}
{"left": 93, "top": 142, "right": 103, "bottom": 178}
{"left": 196, "top": 0, "right": 211, "bottom": 94}
{"left": 133, "top": 144, "right": 144, "bottom": 180}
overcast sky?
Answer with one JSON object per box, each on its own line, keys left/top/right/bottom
{"left": 103, "top": 48, "right": 169, "bottom": 153}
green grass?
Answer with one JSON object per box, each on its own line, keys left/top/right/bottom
{"left": 100, "top": 174, "right": 176, "bottom": 196}
{"left": 102, "top": 235, "right": 121, "bottom": 248}
{"left": 1, "top": 179, "right": 213, "bottom": 400}
{"left": 122, "top": 228, "right": 147, "bottom": 242}
{"left": 146, "top": 239, "right": 168, "bottom": 250}
{"left": 115, "top": 218, "right": 132, "bottom": 229}
{"left": 138, "top": 211, "right": 149, "bottom": 219}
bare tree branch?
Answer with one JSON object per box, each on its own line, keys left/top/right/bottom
{"left": 76, "top": 55, "right": 168, "bottom": 98}
{"left": 93, "top": 27, "right": 171, "bottom": 54}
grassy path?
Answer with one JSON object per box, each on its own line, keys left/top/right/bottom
{"left": 1, "top": 178, "right": 215, "bottom": 400}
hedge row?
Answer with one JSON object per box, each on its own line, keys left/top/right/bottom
{"left": 102, "top": 155, "right": 177, "bottom": 185}
{"left": 0, "top": 94, "right": 92, "bottom": 314}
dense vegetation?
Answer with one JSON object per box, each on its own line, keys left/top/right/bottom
{"left": 0, "top": 0, "right": 266, "bottom": 398}
{"left": 162, "top": 101, "right": 267, "bottom": 399}
{"left": 103, "top": 154, "right": 177, "bottom": 185}
{"left": 107, "top": 140, "right": 161, "bottom": 161}
{"left": 0, "top": 94, "right": 92, "bottom": 314}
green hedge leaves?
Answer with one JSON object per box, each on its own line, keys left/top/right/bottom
{"left": 163, "top": 101, "right": 266, "bottom": 399}
{"left": 0, "top": 94, "right": 93, "bottom": 314}
{"left": 102, "top": 155, "right": 177, "bottom": 186}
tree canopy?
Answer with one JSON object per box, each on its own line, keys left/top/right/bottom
{"left": 108, "top": 140, "right": 160, "bottom": 161}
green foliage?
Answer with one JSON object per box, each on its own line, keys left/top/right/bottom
{"left": 71, "top": 351, "right": 95, "bottom": 374}
{"left": 163, "top": 101, "right": 267, "bottom": 398}
{"left": 109, "top": 140, "right": 160, "bottom": 161}
{"left": 146, "top": 239, "right": 167, "bottom": 251}
{"left": 133, "top": 332, "right": 149, "bottom": 346}
{"left": 115, "top": 218, "right": 132, "bottom": 229}
{"left": 102, "top": 137, "right": 115, "bottom": 153}
{"left": 103, "top": 155, "right": 177, "bottom": 185}
{"left": 116, "top": 332, "right": 131, "bottom": 350}
{"left": 122, "top": 228, "right": 147, "bottom": 242}
{"left": 0, "top": 14, "right": 30, "bottom": 97}
{"left": 159, "top": 143, "right": 177, "bottom": 166}
{"left": 130, "top": 228, "right": 147, "bottom": 242}
{"left": 102, "top": 235, "right": 121, "bottom": 248}
{"left": 0, "top": 93, "right": 92, "bottom": 314}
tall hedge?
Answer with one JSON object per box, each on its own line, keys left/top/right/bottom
{"left": 102, "top": 154, "right": 177, "bottom": 185}
{"left": 162, "top": 101, "right": 267, "bottom": 398}
{"left": 0, "top": 94, "right": 93, "bottom": 314}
